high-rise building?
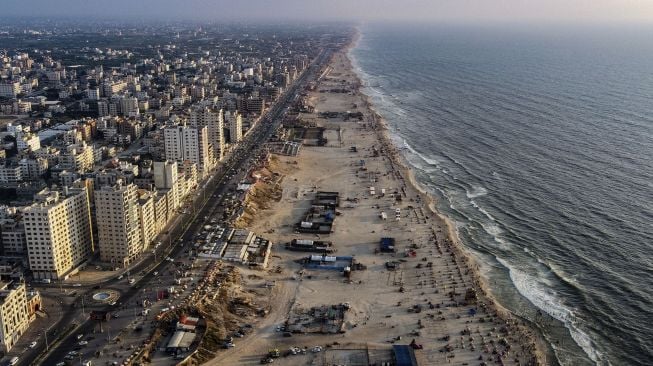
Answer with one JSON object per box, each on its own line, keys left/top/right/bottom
{"left": 97, "top": 100, "right": 109, "bottom": 117}
{"left": 190, "top": 106, "right": 225, "bottom": 160}
{"left": 153, "top": 193, "right": 168, "bottom": 234}
{"left": 246, "top": 97, "right": 264, "bottom": 114}
{"left": 0, "top": 82, "right": 21, "bottom": 98}
{"left": 137, "top": 190, "right": 155, "bottom": 251}
{"left": 153, "top": 161, "right": 178, "bottom": 189}
{"left": 86, "top": 88, "right": 100, "bottom": 100}
{"left": 225, "top": 111, "right": 243, "bottom": 143}
{"left": 164, "top": 123, "right": 213, "bottom": 177}
{"left": 120, "top": 96, "right": 139, "bottom": 117}
{"left": 95, "top": 181, "right": 142, "bottom": 267}
{"left": 0, "top": 282, "right": 30, "bottom": 353}
{"left": 153, "top": 160, "right": 179, "bottom": 212}
{"left": 23, "top": 186, "right": 94, "bottom": 280}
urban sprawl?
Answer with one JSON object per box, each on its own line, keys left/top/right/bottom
{"left": 0, "top": 20, "right": 542, "bottom": 366}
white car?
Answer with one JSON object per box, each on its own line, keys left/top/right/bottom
{"left": 79, "top": 340, "right": 88, "bottom": 346}
{"left": 29, "top": 341, "right": 37, "bottom": 348}
{"left": 73, "top": 283, "right": 82, "bottom": 287}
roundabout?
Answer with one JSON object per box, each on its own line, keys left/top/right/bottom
{"left": 91, "top": 289, "right": 120, "bottom": 303}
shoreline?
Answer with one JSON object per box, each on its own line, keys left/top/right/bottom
{"left": 346, "top": 30, "right": 552, "bottom": 365}
{"left": 208, "top": 32, "right": 546, "bottom": 366}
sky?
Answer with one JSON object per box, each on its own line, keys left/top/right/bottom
{"left": 3, "top": 0, "right": 653, "bottom": 23}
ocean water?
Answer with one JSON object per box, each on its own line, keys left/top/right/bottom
{"left": 350, "top": 23, "right": 653, "bottom": 366}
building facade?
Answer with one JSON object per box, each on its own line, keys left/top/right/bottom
{"left": 164, "top": 123, "right": 213, "bottom": 177}
{"left": 0, "top": 282, "right": 31, "bottom": 353}
{"left": 95, "top": 182, "right": 142, "bottom": 267}
{"left": 190, "top": 106, "right": 225, "bottom": 160}
{"left": 23, "top": 186, "right": 94, "bottom": 280}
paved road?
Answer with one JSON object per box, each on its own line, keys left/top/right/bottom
{"left": 34, "top": 48, "right": 332, "bottom": 366}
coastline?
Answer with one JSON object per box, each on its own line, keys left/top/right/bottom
{"left": 208, "top": 31, "right": 545, "bottom": 366}
{"left": 346, "top": 29, "right": 551, "bottom": 365}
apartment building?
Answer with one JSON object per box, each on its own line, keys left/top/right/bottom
{"left": 164, "top": 123, "right": 213, "bottom": 177}
{"left": 1, "top": 221, "right": 27, "bottom": 256}
{"left": 190, "top": 106, "right": 225, "bottom": 160}
{"left": 0, "top": 82, "right": 21, "bottom": 98}
{"left": 225, "top": 110, "right": 243, "bottom": 143}
{"left": 137, "top": 190, "right": 156, "bottom": 251}
{"left": 23, "top": 186, "right": 94, "bottom": 280}
{"left": 95, "top": 182, "right": 142, "bottom": 267}
{"left": 59, "top": 143, "right": 94, "bottom": 173}
{"left": 0, "top": 282, "right": 30, "bottom": 353}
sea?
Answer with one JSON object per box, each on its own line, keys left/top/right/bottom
{"left": 349, "top": 23, "right": 653, "bottom": 366}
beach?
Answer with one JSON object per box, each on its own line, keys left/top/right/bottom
{"left": 205, "top": 40, "right": 544, "bottom": 366}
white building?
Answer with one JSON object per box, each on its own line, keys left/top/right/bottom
{"left": 153, "top": 160, "right": 180, "bottom": 212}
{"left": 18, "top": 157, "right": 48, "bottom": 181}
{"left": 190, "top": 106, "right": 225, "bottom": 160}
{"left": 95, "top": 182, "right": 142, "bottom": 267}
{"left": 153, "top": 160, "right": 178, "bottom": 189}
{"left": 23, "top": 186, "right": 94, "bottom": 280}
{"left": 137, "top": 190, "right": 156, "bottom": 251}
{"left": 164, "top": 123, "right": 213, "bottom": 177}
{"left": 225, "top": 110, "right": 243, "bottom": 143}
{"left": 15, "top": 132, "right": 41, "bottom": 152}
{"left": 120, "top": 96, "right": 139, "bottom": 117}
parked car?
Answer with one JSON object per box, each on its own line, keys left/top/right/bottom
{"left": 29, "top": 341, "right": 37, "bottom": 348}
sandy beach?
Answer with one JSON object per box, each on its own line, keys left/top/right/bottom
{"left": 205, "top": 40, "right": 544, "bottom": 366}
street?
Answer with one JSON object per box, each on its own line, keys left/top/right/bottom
{"left": 33, "top": 48, "right": 332, "bottom": 366}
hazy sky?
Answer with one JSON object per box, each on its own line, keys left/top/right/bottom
{"left": 3, "top": 0, "right": 653, "bottom": 23}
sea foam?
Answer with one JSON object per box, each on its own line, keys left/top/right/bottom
{"left": 495, "top": 257, "right": 609, "bottom": 366}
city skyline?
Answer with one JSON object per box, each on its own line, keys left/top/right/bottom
{"left": 2, "top": 0, "right": 653, "bottom": 23}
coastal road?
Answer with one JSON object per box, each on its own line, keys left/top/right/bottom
{"left": 35, "top": 47, "right": 332, "bottom": 366}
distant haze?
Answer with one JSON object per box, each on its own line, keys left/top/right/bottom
{"left": 3, "top": 0, "right": 653, "bottom": 23}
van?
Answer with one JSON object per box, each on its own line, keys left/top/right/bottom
{"left": 9, "top": 357, "right": 19, "bottom": 366}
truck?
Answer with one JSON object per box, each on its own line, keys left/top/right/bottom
{"left": 380, "top": 211, "right": 387, "bottom": 220}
